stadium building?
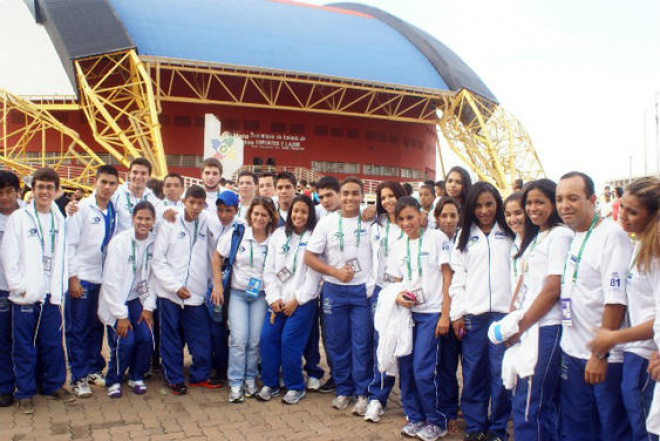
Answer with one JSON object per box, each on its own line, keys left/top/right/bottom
{"left": 1, "top": 0, "right": 543, "bottom": 191}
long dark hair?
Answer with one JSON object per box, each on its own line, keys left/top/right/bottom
{"left": 445, "top": 166, "right": 472, "bottom": 207}
{"left": 457, "top": 181, "right": 512, "bottom": 252}
{"left": 515, "top": 179, "right": 563, "bottom": 258}
{"left": 375, "top": 181, "right": 406, "bottom": 225}
{"left": 284, "top": 195, "right": 317, "bottom": 236}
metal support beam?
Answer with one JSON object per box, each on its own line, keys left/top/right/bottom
{"left": 0, "top": 88, "right": 105, "bottom": 190}
{"left": 75, "top": 50, "right": 168, "bottom": 177}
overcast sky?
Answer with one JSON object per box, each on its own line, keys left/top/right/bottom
{"left": 2, "top": 0, "right": 659, "bottom": 188}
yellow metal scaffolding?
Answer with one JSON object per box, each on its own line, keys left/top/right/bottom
{"left": 1, "top": 51, "right": 544, "bottom": 191}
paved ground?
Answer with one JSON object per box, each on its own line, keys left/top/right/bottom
{"left": 1, "top": 349, "right": 469, "bottom": 441}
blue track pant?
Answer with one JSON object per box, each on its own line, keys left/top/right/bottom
{"left": 105, "top": 298, "right": 153, "bottom": 386}
{"left": 400, "top": 312, "right": 446, "bottom": 428}
{"left": 621, "top": 352, "right": 658, "bottom": 441}
{"left": 461, "top": 312, "right": 511, "bottom": 439}
{"left": 436, "top": 321, "right": 460, "bottom": 420}
{"left": 260, "top": 300, "right": 316, "bottom": 391}
{"left": 12, "top": 296, "right": 66, "bottom": 400}
{"left": 0, "top": 291, "right": 13, "bottom": 395}
{"left": 303, "top": 299, "right": 324, "bottom": 380}
{"left": 512, "top": 325, "right": 561, "bottom": 441}
{"left": 65, "top": 281, "right": 105, "bottom": 382}
{"left": 322, "top": 282, "right": 373, "bottom": 397}
{"left": 158, "top": 298, "right": 212, "bottom": 385}
{"left": 368, "top": 286, "right": 396, "bottom": 406}
{"left": 559, "top": 352, "right": 631, "bottom": 441}
{"left": 210, "top": 320, "right": 228, "bottom": 380}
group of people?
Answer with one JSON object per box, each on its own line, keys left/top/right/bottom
{"left": 0, "top": 156, "right": 659, "bottom": 441}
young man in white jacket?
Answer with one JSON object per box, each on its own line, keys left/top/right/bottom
{"left": 151, "top": 185, "right": 221, "bottom": 394}
{"left": 98, "top": 201, "right": 158, "bottom": 398}
{"left": 111, "top": 158, "right": 158, "bottom": 233}
{"left": 65, "top": 165, "right": 119, "bottom": 398}
{"left": 1, "top": 168, "right": 74, "bottom": 414}
{"left": 0, "top": 171, "right": 22, "bottom": 408}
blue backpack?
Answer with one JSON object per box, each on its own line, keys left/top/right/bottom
{"left": 205, "top": 223, "right": 245, "bottom": 323}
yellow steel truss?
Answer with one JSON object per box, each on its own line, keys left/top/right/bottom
{"left": 0, "top": 87, "right": 105, "bottom": 191}
{"left": 75, "top": 50, "right": 167, "bottom": 177}
{"left": 146, "top": 57, "right": 443, "bottom": 124}
{"left": 437, "top": 89, "right": 544, "bottom": 191}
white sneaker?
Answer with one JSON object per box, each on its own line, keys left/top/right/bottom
{"left": 332, "top": 395, "right": 352, "bottom": 410}
{"left": 306, "top": 376, "right": 321, "bottom": 391}
{"left": 352, "top": 395, "right": 369, "bottom": 416}
{"left": 363, "top": 399, "right": 384, "bottom": 422}
{"left": 73, "top": 379, "right": 92, "bottom": 398}
{"left": 107, "top": 383, "right": 122, "bottom": 398}
{"left": 244, "top": 379, "right": 259, "bottom": 397}
{"left": 86, "top": 372, "right": 105, "bottom": 387}
{"left": 128, "top": 379, "right": 147, "bottom": 395}
{"left": 228, "top": 386, "right": 244, "bottom": 403}
{"left": 282, "top": 389, "right": 306, "bottom": 405}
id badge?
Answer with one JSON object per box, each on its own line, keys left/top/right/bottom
{"left": 246, "top": 278, "right": 263, "bottom": 299}
{"left": 42, "top": 256, "right": 52, "bottom": 272}
{"left": 514, "top": 284, "right": 527, "bottom": 310}
{"left": 346, "top": 258, "right": 362, "bottom": 273}
{"left": 276, "top": 267, "right": 292, "bottom": 283}
{"left": 561, "top": 298, "right": 572, "bottom": 326}
{"left": 136, "top": 281, "right": 149, "bottom": 296}
{"left": 411, "top": 288, "right": 425, "bottom": 305}
{"left": 383, "top": 272, "right": 396, "bottom": 284}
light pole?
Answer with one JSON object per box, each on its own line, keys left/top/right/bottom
{"left": 655, "top": 92, "right": 659, "bottom": 175}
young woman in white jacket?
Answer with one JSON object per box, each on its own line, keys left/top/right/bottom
{"left": 506, "top": 179, "right": 573, "bottom": 441}
{"left": 257, "top": 195, "right": 320, "bottom": 404}
{"left": 386, "top": 196, "right": 452, "bottom": 441}
{"left": 99, "top": 201, "right": 157, "bottom": 398}
{"left": 449, "top": 182, "right": 514, "bottom": 441}
{"left": 364, "top": 181, "right": 406, "bottom": 421}
{"left": 432, "top": 196, "right": 462, "bottom": 435}
{"left": 212, "top": 196, "right": 279, "bottom": 403}
{"left": 588, "top": 177, "right": 660, "bottom": 441}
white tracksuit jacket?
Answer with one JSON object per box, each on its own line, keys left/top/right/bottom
{"left": 449, "top": 222, "right": 513, "bottom": 320}
{"left": 67, "top": 195, "right": 116, "bottom": 284}
{"left": 97, "top": 228, "right": 157, "bottom": 326}
{"left": 0, "top": 201, "right": 68, "bottom": 305}
{"left": 263, "top": 226, "right": 321, "bottom": 306}
{"left": 151, "top": 210, "right": 219, "bottom": 306}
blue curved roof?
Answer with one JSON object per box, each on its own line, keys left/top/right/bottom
{"left": 107, "top": 0, "right": 449, "bottom": 91}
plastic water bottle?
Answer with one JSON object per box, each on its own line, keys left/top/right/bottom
{"left": 212, "top": 304, "right": 223, "bottom": 323}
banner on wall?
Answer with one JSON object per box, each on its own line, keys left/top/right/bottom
{"left": 204, "top": 113, "right": 244, "bottom": 178}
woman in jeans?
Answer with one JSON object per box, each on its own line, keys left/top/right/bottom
{"left": 213, "top": 197, "right": 278, "bottom": 403}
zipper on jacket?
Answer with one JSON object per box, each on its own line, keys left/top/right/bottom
{"left": 486, "top": 232, "right": 492, "bottom": 313}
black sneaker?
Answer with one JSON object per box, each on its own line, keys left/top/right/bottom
{"left": 318, "top": 377, "right": 335, "bottom": 394}
{"left": 46, "top": 388, "right": 76, "bottom": 403}
{"left": 208, "top": 376, "right": 224, "bottom": 388}
{"left": 0, "top": 393, "right": 14, "bottom": 407}
{"left": 169, "top": 383, "right": 187, "bottom": 395}
{"left": 464, "top": 433, "right": 486, "bottom": 441}
{"left": 484, "top": 432, "right": 504, "bottom": 441}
